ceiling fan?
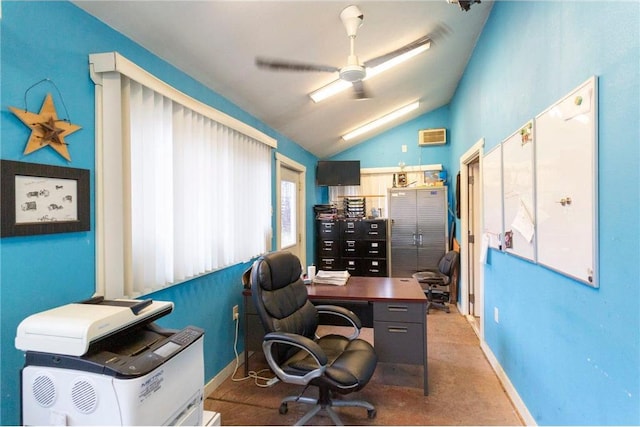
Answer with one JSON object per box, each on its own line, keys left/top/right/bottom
{"left": 255, "top": 5, "right": 433, "bottom": 101}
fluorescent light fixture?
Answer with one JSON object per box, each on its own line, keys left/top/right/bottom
{"left": 365, "top": 42, "right": 430, "bottom": 79}
{"left": 342, "top": 101, "right": 420, "bottom": 141}
{"left": 310, "top": 79, "right": 352, "bottom": 103}
{"left": 309, "top": 40, "right": 431, "bottom": 103}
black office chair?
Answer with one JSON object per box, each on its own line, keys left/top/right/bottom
{"left": 413, "top": 250, "right": 460, "bottom": 314}
{"left": 250, "top": 251, "right": 377, "bottom": 426}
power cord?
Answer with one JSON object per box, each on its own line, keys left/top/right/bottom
{"left": 230, "top": 315, "right": 279, "bottom": 388}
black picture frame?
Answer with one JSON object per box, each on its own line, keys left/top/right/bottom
{"left": 1, "top": 160, "right": 90, "bottom": 237}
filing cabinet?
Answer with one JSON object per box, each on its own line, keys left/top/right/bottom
{"left": 315, "top": 218, "right": 388, "bottom": 276}
{"left": 373, "top": 301, "right": 426, "bottom": 365}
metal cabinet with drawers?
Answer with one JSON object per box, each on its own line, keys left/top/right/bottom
{"left": 315, "top": 218, "right": 388, "bottom": 276}
{"left": 373, "top": 301, "right": 426, "bottom": 365}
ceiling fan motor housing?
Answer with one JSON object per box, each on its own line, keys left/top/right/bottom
{"left": 340, "top": 5, "right": 364, "bottom": 37}
{"left": 340, "top": 64, "right": 366, "bottom": 82}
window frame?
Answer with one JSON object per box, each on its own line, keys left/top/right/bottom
{"left": 90, "top": 52, "right": 277, "bottom": 298}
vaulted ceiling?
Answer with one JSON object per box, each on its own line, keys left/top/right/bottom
{"left": 74, "top": 1, "right": 492, "bottom": 158}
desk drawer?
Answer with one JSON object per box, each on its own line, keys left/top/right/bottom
{"left": 342, "top": 239, "right": 363, "bottom": 257}
{"left": 362, "top": 220, "right": 387, "bottom": 239}
{"left": 317, "top": 220, "right": 339, "bottom": 238}
{"left": 363, "top": 259, "right": 387, "bottom": 277}
{"left": 373, "top": 301, "right": 424, "bottom": 323}
{"left": 343, "top": 258, "right": 363, "bottom": 276}
{"left": 340, "top": 219, "right": 363, "bottom": 238}
{"left": 318, "top": 239, "right": 340, "bottom": 256}
{"left": 363, "top": 240, "right": 387, "bottom": 258}
{"left": 374, "top": 320, "right": 424, "bottom": 365}
{"left": 318, "top": 257, "right": 342, "bottom": 271}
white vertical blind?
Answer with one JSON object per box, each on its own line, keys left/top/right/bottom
{"left": 127, "top": 79, "right": 272, "bottom": 295}
{"left": 125, "top": 80, "right": 176, "bottom": 295}
{"left": 92, "top": 56, "right": 274, "bottom": 298}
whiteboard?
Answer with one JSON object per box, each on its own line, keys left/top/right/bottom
{"left": 535, "top": 76, "right": 598, "bottom": 287}
{"left": 501, "top": 121, "right": 536, "bottom": 262}
{"left": 482, "top": 145, "right": 503, "bottom": 250}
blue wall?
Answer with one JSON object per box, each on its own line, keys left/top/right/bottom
{"left": 2, "top": 1, "right": 639, "bottom": 425}
{"left": 329, "top": 2, "right": 639, "bottom": 424}
{"left": 331, "top": 105, "right": 451, "bottom": 170}
{"left": 0, "top": 2, "right": 318, "bottom": 424}
{"left": 328, "top": 106, "right": 453, "bottom": 206}
{"left": 447, "top": 2, "right": 639, "bottom": 425}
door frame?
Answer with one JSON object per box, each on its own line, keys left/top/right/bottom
{"left": 459, "top": 138, "right": 485, "bottom": 335}
{"left": 275, "top": 153, "right": 307, "bottom": 266}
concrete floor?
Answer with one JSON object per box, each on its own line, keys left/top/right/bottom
{"left": 204, "top": 307, "right": 523, "bottom": 425}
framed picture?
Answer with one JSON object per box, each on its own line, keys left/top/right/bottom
{"left": 1, "top": 160, "right": 90, "bottom": 237}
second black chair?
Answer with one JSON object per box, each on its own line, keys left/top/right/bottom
{"left": 250, "top": 250, "right": 378, "bottom": 426}
{"left": 413, "top": 250, "right": 460, "bottom": 314}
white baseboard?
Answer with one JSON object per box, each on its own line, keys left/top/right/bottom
{"left": 480, "top": 340, "right": 537, "bottom": 426}
{"left": 204, "top": 351, "right": 246, "bottom": 398}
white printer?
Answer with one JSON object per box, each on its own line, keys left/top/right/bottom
{"left": 16, "top": 296, "right": 213, "bottom": 426}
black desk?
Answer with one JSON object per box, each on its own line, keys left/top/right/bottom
{"left": 243, "top": 276, "right": 429, "bottom": 395}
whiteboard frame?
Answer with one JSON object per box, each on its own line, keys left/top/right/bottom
{"left": 534, "top": 76, "right": 598, "bottom": 287}
{"left": 481, "top": 144, "right": 504, "bottom": 250}
{"left": 501, "top": 120, "right": 536, "bottom": 262}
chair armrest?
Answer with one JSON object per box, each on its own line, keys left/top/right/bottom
{"left": 263, "top": 332, "right": 327, "bottom": 386}
{"left": 315, "top": 304, "right": 362, "bottom": 340}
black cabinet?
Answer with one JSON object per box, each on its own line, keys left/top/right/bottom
{"left": 316, "top": 218, "right": 388, "bottom": 277}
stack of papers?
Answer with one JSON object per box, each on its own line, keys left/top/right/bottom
{"left": 313, "top": 270, "right": 350, "bottom": 286}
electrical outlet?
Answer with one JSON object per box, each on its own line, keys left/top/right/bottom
{"left": 232, "top": 305, "right": 239, "bottom": 321}
{"left": 494, "top": 307, "right": 499, "bottom": 324}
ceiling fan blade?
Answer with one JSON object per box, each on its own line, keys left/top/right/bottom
{"left": 255, "top": 57, "right": 340, "bottom": 73}
{"left": 352, "top": 80, "right": 372, "bottom": 100}
{"left": 363, "top": 35, "right": 432, "bottom": 69}
{"left": 427, "top": 23, "right": 453, "bottom": 43}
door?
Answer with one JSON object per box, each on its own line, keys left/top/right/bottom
{"left": 416, "top": 187, "right": 448, "bottom": 271}
{"left": 459, "top": 138, "right": 484, "bottom": 337}
{"left": 467, "top": 158, "right": 482, "bottom": 328}
{"left": 276, "top": 154, "right": 306, "bottom": 265}
{"left": 389, "top": 188, "right": 417, "bottom": 277}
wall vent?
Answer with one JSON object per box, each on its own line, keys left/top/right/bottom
{"left": 418, "top": 128, "right": 447, "bottom": 146}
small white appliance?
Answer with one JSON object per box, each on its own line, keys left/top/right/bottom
{"left": 16, "top": 296, "right": 216, "bottom": 426}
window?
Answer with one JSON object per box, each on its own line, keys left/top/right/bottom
{"left": 280, "top": 177, "right": 297, "bottom": 248}
{"left": 90, "top": 52, "right": 276, "bottom": 298}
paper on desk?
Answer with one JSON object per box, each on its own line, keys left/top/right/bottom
{"left": 313, "top": 270, "right": 350, "bottom": 286}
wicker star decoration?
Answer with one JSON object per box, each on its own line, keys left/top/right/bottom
{"left": 9, "top": 93, "right": 81, "bottom": 162}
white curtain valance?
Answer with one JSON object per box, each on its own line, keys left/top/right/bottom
{"left": 89, "top": 51, "right": 277, "bottom": 149}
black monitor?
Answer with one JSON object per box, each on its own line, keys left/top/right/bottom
{"left": 316, "top": 160, "right": 361, "bottom": 186}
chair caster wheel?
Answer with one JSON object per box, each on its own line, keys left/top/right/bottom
{"left": 279, "top": 403, "right": 288, "bottom": 415}
{"left": 367, "top": 409, "right": 377, "bottom": 419}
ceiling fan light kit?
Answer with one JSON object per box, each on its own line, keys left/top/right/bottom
{"left": 365, "top": 40, "right": 431, "bottom": 78}
{"left": 309, "top": 80, "right": 352, "bottom": 103}
{"left": 309, "top": 39, "right": 431, "bottom": 103}
{"left": 256, "top": 4, "right": 434, "bottom": 104}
